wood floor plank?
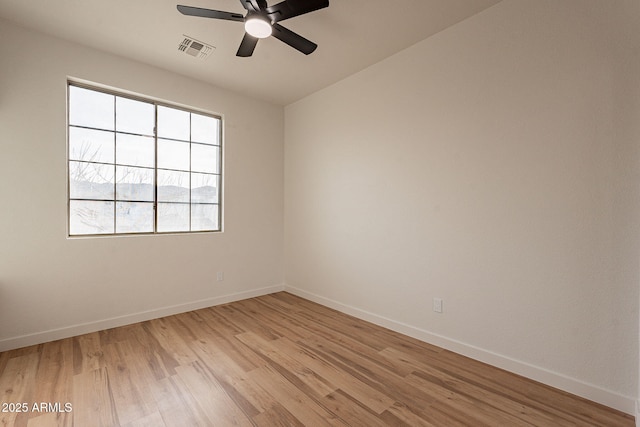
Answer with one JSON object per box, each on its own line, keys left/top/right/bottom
{"left": 72, "top": 366, "right": 119, "bottom": 427}
{"left": 252, "top": 402, "right": 305, "bottom": 427}
{"left": 99, "top": 324, "right": 139, "bottom": 347}
{"left": 273, "top": 302, "right": 419, "bottom": 378}
{"left": 404, "top": 371, "right": 532, "bottom": 426}
{"left": 274, "top": 336, "right": 395, "bottom": 414}
{"left": 235, "top": 332, "right": 336, "bottom": 398}
{"left": 6, "top": 345, "right": 41, "bottom": 358}
{"left": 145, "top": 318, "right": 198, "bottom": 366}
{"left": 188, "top": 338, "right": 265, "bottom": 415}
{"left": 236, "top": 297, "right": 313, "bottom": 341}
{"left": 32, "top": 339, "right": 73, "bottom": 404}
{"left": 29, "top": 339, "right": 73, "bottom": 427}
{"left": 72, "top": 332, "right": 104, "bottom": 375}
{"left": 0, "top": 350, "right": 10, "bottom": 378}
{"left": 0, "top": 291, "right": 634, "bottom": 427}
{"left": 320, "top": 389, "right": 390, "bottom": 427}
{"left": 195, "top": 305, "right": 244, "bottom": 336}
{"left": 26, "top": 412, "right": 71, "bottom": 427}
{"left": 120, "top": 411, "right": 166, "bottom": 427}
{"left": 381, "top": 401, "right": 438, "bottom": 427}
{"left": 379, "top": 346, "right": 573, "bottom": 426}
{"left": 121, "top": 326, "right": 177, "bottom": 381}
{"left": 149, "top": 376, "right": 211, "bottom": 427}
{"left": 300, "top": 335, "right": 439, "bottom": 412}
{"left": 175, "top": 361, "right": 254, "bottom": 426}
{"left": 191, "top": 309, "right": 268, "bottom": 372}
{"left": 383, "top": 345, "right": 619, "bottom": 426}
{"left": 0, "top": 353, "right": 39, "bottom": 427}
{"left": 218, "top": 303, "right": 281, "bottom": 342}
{"left": 102, "top": 342, "right": 157, "bottom": 426}
{"left": 247, "top": 364, "right": 349, "bottom": 427}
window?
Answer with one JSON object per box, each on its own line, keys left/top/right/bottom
{"left": 67, "top": 82, "right": 222, "bottom": 236}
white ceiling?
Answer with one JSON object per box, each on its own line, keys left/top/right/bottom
{"left": 0, "top": 0, "right": 502, "bottom": 105}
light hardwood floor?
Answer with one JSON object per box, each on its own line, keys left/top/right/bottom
{"left": 0, "top": 292, "right": 634, "bottom": 426}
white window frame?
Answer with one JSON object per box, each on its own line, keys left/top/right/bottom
{"left": 67, "top": 81, "right": 223, "bottom": 237}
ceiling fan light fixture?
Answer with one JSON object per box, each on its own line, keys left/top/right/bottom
{"left": 245, "top": 16, "right": 272, "bottom": 38}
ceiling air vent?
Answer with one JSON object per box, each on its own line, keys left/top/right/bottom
{"left": 178, "top": 35, "right": 214, "bottom": 59}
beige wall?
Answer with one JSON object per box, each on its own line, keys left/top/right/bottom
{"left": 285, "top": 0, "right": 640, "bottom": 412}
{"left": 0, "top": 19, "right": 284, "bottom": 349}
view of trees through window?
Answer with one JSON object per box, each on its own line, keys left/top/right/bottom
{"left": 68, "top": 83, "right": 222, "bottom": 235}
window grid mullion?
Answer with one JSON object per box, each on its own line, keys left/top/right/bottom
{"left": 69, "top": 123, "right": 154, "bottom": 139}
{"left": 154, "top": 104, "right": 158, "bottom": 234}
{"left": 113, "top": 96, "right": 117, "bottom": 234}
{"left": 68, "top": 81, "right": 221, "bottom": 236}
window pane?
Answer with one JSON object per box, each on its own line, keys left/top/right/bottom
{"left": 69, "top": 127, "right": 115, "bottom": 163}
{"left": 116, "top": 134, "right": 154, "bottom": 167}
{"left": 116, "top": 166, "right": 154, "bottom": 201}
{"left": 191, "top": 173, "right": 218, "bottom": 203}
{"left": 191, "top": 113, "right": 219, "bottom": 145}
{"left": 157, "top": 170, "right": 189, "bottom": 202}
{"left": 69, "top": 161, "right": 114, "bottom": 200}
{"left": 157, "top": 203, "right": 189, "bottom": 232}
{"left": 116, "top": 202, "right": 154, "bottom": 233}
{"left": 191, "top": 144, "right": 219, "bottom": 174}
{"left": 70, "top": 200, "right": 114, "bottom": 235}
{"left": 116, "top": 97, "right": 154, "bottom": 135}
{"left": 192, "top": 204, "right": 219, "bottom": 231}
{"left": 68, "top": 83, "right": 222, "bottom": 236}
{"left": 69, "top": 86, "right": 114, "bottom": 131}
{"left": 157, "top": 106, "right": 189, "bottom": 141}
{"left": 158, "top": 139, "right": 189, "bottom": 171}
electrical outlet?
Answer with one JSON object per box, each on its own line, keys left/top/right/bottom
{"left": 216, "top": 272, "right": 224, "bottom": 282}
{"left": 433, "top": 297, "right": 443, "bottom": 313}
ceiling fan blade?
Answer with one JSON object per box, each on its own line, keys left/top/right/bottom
{"left": 177, "top": 5, "right": 244, "bottom": 21}
{"left": 239, "top": 0, "right": 261, "bottom": 12}
{"left": 271, "top": 23, "right": 317, "bottom": 55}
{"left": 236, "top": 33, "right": 259, "bottom": 57}
{"left": 266, "top": 0, "right": 329, "bottom": 23}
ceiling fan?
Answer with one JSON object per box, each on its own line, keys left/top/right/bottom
{"left": 177, "top": 0, "right": 329, "bottom": 57}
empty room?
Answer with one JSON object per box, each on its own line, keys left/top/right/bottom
{"left": 0, "top": 0, "right": 639, "bottom": 425}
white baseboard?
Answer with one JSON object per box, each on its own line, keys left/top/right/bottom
{"left": 0, "top": 284, "right": 285, "bottom": 353}
{"left": 284, "top": 285, "right": 637, "bottom": 416}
